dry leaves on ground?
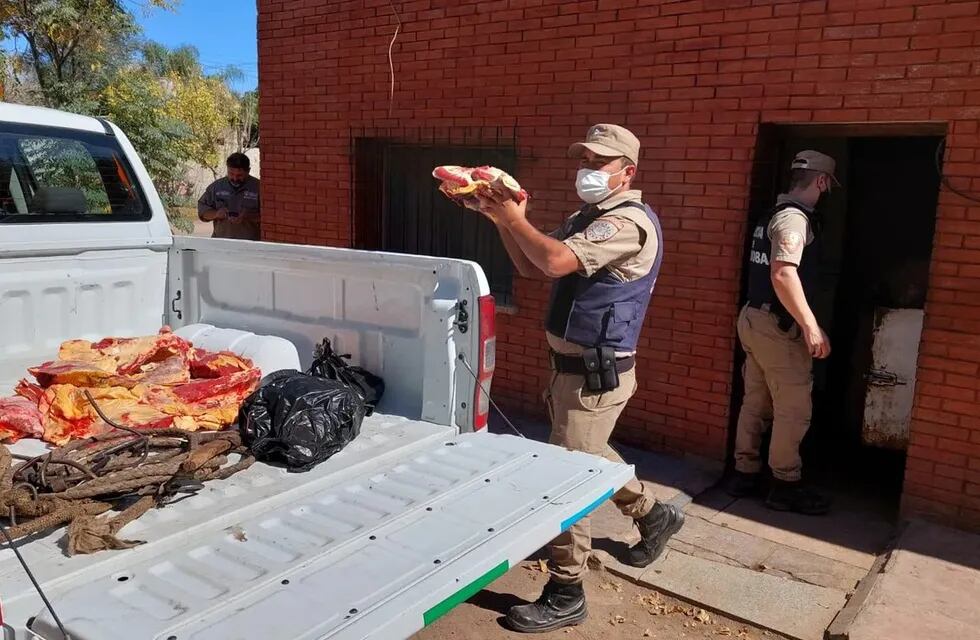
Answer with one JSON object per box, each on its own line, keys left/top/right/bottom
{"left": 599, "top": 580, "right": 624, "bottom": 593}
{"left": 694, "top": 609, "right": 713, "bottom": 624}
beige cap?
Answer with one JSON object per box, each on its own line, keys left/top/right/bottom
{"left": 568, "top": 123, "right": 641, "bottom": 165}
{"left": 791, "top": 150, "right": 840, "bottom": 185}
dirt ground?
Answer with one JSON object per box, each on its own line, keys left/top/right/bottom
{"left": 414, "top": 560, "right": 788, "bottom": 640}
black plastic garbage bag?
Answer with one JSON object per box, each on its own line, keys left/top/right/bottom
{"left": 308, "top": 338, "right": 385, "bottom": 415}
{"left": 239, "top": 370, "right": 365, "bottom": 471}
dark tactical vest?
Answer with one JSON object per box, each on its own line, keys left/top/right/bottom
{"left": 746, "top": 200, "right": 819, "bottom": 325}
{"left": 546, "top": 201, "right": 663, "bottom": 351}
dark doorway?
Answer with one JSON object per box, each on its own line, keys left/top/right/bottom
{"left": 352, "top": 139, "right": 516, "bottom": 305}
{"left": 733, "top": 125, "right": 945, "bottom": 513}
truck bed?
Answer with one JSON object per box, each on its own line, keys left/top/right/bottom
{"left": 1, "top": 413, "right": 454, "bottom": 635}
{"left": 4, "top": 416, "right": 632, "bottom": 640}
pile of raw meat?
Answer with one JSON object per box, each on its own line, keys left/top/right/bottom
{"left": 0, "top": 328, "right": 260, "bottom": 445}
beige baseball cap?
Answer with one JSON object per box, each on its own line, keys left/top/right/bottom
{"left": 791, "top": 150, "right": 840, "bottom": 185}
{"left": 568, "top": 123, "right": 641, "bottom": 165}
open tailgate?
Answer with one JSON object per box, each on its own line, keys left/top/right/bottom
{"left": 26, "top": 432, "right": 632, "bottom": 640}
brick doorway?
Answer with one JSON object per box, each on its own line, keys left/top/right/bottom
{"left": 732, "top": 123, "right": 946, "bottom": 515}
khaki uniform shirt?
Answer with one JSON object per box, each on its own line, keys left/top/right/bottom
{"left": 198, "top": 176, "right": 261, "bottom": 240}
{"left": 767, "top": 194, "right": 814, "bottom": 267}
{"left": 546, "top": 189, "right": 659, "bottom": 356}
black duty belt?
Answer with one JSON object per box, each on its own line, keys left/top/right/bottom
{"left": 745, "top": 300, "right": 796, "bottom": 331}
{"left": 550, "top": 351, "right": 635, "bottom": 376}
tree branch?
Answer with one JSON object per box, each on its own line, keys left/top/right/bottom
{"left": 23, "top": 32, "right": 47, "bottom": 92}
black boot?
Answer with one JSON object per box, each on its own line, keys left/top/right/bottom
{"left": 505, "top": 579, "right": 587, "bottom": 633}
{"left": 625, "top": 502, "right": 685, "bottom": 568}
{"left": 724, "top": 470, "right": 764, "bottom": 497}
{"left": 766, "top": 479, "right": 831, "bottom": 515}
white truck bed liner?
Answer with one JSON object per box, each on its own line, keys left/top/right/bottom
{"left": 5, "top": 418, "right": 632, "bottom": 640}
{"left": 1, "top": 414, "right": 452, "bottom": 635}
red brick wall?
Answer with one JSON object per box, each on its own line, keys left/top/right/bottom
{"left": 258, "top": 0, "right": 980, "bottom": 530}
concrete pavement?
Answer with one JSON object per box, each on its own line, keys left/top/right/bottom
{"left": 489, "top": 415, "right": 903, "bottom": 640}
{"left": 842, "top": 519, "right": 980, "bottom": 640}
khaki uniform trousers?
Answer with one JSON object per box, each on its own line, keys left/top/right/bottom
{"left": 734, "top": 305, "right": 813, "bottom": 482}
{"left": 545, "top": 366, "right": 656, "bottom": 585}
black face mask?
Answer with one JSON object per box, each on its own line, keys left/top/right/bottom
{"left": 816, "top": 185, "right": 832, "bottom": 208}
{"left": 810, "top": 209, "right": 825, "bottom": 236}
{"left": 809, "top": 191, "right": 828, "bottom": 235}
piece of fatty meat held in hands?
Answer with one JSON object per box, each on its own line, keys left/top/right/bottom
{"left": 432, "top": 165, "right": 528, "bottom": 211}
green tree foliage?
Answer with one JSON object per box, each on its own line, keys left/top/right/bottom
{"left": 0, "top": 0, "right": 256, "bottom": 232}
{"left": 100, "top": 65, "right": 192, "bottom": 227}
{"left": 236, "top": 89, "right": 259, "bottom": 151}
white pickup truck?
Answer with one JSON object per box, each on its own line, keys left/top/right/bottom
{"left": 0, "top": 103, "right": 631, "bottom": 640}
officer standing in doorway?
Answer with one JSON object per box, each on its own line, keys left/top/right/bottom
{"left": 476, "top": 124, "right": 684, "bottom": 633}
{"left": 727, "top": 150, "right": 839, "bottom": 515}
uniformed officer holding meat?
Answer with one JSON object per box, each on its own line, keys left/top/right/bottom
{"left": 726, "top": 150, "right": 838, "bottom": 515}
{"left": 475, "top": 124, "right": 684, "bottom": 633}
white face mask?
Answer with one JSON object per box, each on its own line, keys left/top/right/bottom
{"left": 575, "top": 167, "right": 625, "bottom": 204}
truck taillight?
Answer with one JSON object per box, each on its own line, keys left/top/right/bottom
{"left": 473, "top": 295, "right": 496, "bottom": 430}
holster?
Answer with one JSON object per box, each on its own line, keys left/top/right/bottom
{"left": 583, "top": 347, "right": 620, "bottom": 392}
{"left": 776, "top": 313, "right": 796, "bottom": 332}
{"left": 770, "top": 300, "right": 797, "bottom": 333}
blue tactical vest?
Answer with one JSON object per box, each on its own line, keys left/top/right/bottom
{"left": 546, "top": 201, "right": 663, "bottom": 351}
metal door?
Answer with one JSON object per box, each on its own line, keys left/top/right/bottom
{"left": 861, "top": 307, "right": 925, "bottom": 449}
{"left": 383, "top": 144, "right": 515, "bottom": 305}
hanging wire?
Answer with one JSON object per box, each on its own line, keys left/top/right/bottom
{"left": 936, "top": 138, "right": 980, "bottom": 205}
{"left": 386, "top": 0, "right": 402, "bottom": 118}
{"left": 457, "top": 354, "right": 526, "bottom": 438}
{"left": 0, "top": 522, "right": 72, "bottom": 639}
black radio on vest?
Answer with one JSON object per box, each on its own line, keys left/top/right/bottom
{"left": 745, "top": 201, "right": 819, "bottom": 331}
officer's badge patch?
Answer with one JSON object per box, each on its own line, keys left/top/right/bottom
{"left": 779, "top": 231, "right": 803, "bottom": 253}
{"left": 585, "top": 220, "right": 619, "bottom": 242}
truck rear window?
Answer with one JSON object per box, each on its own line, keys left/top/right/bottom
{"left": 0, "top": 121, "right": 149, "bottom": 223}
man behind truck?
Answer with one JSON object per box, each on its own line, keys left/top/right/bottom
{"left": 198, "top": 152, "right": 261, "bottom": 240}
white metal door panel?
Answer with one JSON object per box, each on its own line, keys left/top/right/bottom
{"left": 862, "top": 307, "right": 925, "bottom": 449}
{"left": 26, "top": 433, "right": 632, "bottom": 640}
